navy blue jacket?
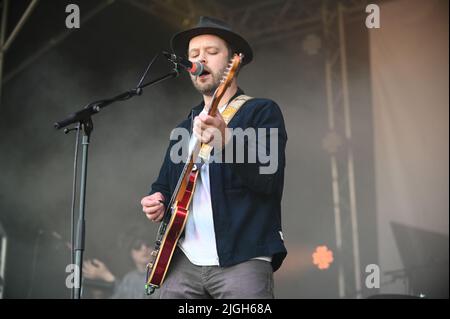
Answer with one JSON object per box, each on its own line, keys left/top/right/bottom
{"left": 149, "top": 89, "right": 287, "bottom": 271}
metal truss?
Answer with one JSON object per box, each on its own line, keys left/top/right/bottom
{"left": 0, "top": 0, "right": 40, "bottom": 103}
{"left": 1, "top": 0, "right": 115, "bottom": 88}
{"left": 127, "top": 0, "right": 375, "bottom": 45}
{"left": 321, "top": 0, "right": 375, "bottom": 298}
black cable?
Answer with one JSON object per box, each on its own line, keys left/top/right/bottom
{"left": 137, "top": 53, "right": 160, "bottom": 89}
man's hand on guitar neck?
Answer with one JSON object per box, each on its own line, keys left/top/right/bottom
{"left": 141, "top": 192, "right": 165, "bottom": 222}
{"left": 193, "top": 111, "right": 231, "bottom": 150}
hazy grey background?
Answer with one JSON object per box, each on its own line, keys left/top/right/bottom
{"left": 0, "top": 0, "right": 447, "bottom": 298}
{"left": 370, "top": 0, "right": 449, "bottom": 297}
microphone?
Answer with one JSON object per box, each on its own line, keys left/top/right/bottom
{"left": 163, "top": 51, "right": 204, "bottom": 76}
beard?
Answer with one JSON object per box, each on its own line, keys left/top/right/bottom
{"left": 191, "top": 64, "right": 227, "bottom": 96}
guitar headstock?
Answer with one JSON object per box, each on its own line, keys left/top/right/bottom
{"left": 220, "top": 53, "right": 243, "bottom": 87}
{"left": 207, "top": 53, "right": 243, "bottom": 115}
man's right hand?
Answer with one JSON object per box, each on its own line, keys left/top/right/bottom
{"left": 141, "top": 192, "right": 165, "bottom": 222}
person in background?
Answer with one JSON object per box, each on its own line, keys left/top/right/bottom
{"left": 83, "top": 236, "right": 159, "bottom": 299}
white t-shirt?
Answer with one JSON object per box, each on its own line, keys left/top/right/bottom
{"left": 178, "top": 104, "right": 272, "bottom": 266}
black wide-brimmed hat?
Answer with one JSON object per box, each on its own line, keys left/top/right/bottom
{"left": 171, "top": 16, "right": 253, "bottom": 65}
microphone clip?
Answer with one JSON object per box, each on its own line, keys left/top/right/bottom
{"left": 162, "top": 51, "right": 204, "bottom": 76}
{"left": 163, "top": 51, "right": 179, "bottom": 67}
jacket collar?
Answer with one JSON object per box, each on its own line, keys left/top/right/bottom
{"left": 190, "top": 87, "right": 245, "bottom": 117}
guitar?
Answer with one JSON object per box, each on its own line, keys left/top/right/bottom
{"left": 145, "top": 53, "right": 244, "bottom": 294}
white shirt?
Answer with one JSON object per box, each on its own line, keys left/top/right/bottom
{"left": 178, "top": 160, "right": 219, "bottom": 265}
{"left": 178, "top": 104, "right": 272, "bottom": 266}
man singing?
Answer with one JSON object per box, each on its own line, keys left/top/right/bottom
{"left": 141, "top": 16, "right": 287, "bottom": 299}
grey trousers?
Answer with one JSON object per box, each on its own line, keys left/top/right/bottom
{"left": 159, "top": 248, "right": 274, "bottom": 299}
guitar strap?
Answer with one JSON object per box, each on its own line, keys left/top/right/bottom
{"left": 199, "top": 94, "right": 253, "bottom": 161}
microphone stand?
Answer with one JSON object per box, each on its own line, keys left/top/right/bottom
{"left": 54, "top": 53, "right": 179, "bottom": 299}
